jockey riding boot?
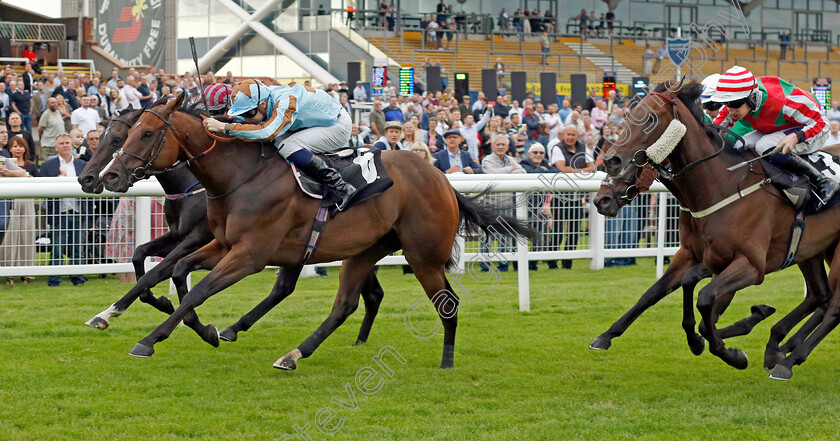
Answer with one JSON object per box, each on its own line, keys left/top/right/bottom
{"left": 783, "top": 154, "right": 839, "bottom": 207}
{"left": 300, "top": 155, "right": 358, "bottom": 211}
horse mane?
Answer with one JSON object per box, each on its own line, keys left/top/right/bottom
{"left": 179, "top": 97, "right": 209, "bottom": 120}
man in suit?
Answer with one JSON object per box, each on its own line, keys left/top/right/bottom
{"left": 432, "top": 129, "right": 482, "bottom": 174}
{"left": 21, "top": 62, "right": 36, "bottom": 93}
{"left": 30, "top": 80, "right": 48, "bottom": 123}
{"left": 606, "top": 89, "right": 623, "bottom": 114}
{"left": 40, "top": 133, "right": 90, "bottom": 286}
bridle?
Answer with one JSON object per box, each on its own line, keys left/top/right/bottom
{"left": 111, "top": 107, "right": 173, "bottom": 181}
{"left": 620, "top": 90, "right": 727, "bottom": 183}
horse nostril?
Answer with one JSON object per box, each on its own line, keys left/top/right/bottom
{"left": 103, "top": 172, "right": 119, "bottom": 184}
{"left": 594, "top": 195, "right": 611, "bottom": 208}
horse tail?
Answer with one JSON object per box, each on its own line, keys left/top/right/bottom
{"left": 452, "top": 188, "right": 539, "bottom": 269}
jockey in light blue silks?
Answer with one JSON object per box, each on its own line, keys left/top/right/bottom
{"left": 203, "top": 79, "right": 356, "bottom": 210}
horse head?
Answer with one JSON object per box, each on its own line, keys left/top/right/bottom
{"left": 102, "top": 92, "right": 187, "bottom": 193}
{"left": 78, "top": 104, "right": 143, "bottom": 194}
{"left": 602, "top": 78, "right": 690, "bottom": 181}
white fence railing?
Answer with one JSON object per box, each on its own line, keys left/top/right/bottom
{"left": 0, "top": 174, "right": 680, "bottom": 311}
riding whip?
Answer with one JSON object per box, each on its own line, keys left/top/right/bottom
{"left": 726, "top": 150, "right": 776, "bottom": 172}
{"left": 189, "top": 37, "right": 210, "bottom": 111}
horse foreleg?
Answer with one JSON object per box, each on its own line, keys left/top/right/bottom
{"left": 680, "top": 264, "right": 711, "bottom": 355}
{"left": 85, "top": 230, "right": 211, "bottom": 330}
{"left": 696, "top": 255, "right": 762, "bottom": 370}
{"left": 764, "top": 256, "right": 831, "bottom": 370}
{"left": 354, "top": 271, "right": 385, "bottom": 346}
{"left": 131, "top": 232, "right": 180, "bottom": 310}
{"left": 590, "top": 248, "right": 698, "bottom": 351}
{"left": 218, "top": 266, "right": 304, "bottom": 342}
{"left": 129, "top": 242, "right": 261, "bottom": 358}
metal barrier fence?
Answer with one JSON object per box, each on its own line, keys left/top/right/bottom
{"left": 0, "top": 174, "right": 679, "bottom": 310}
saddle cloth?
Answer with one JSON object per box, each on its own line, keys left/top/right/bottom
{"left": 289, "top": 147, "right": 393, "bottom": 210}
{"left": 759, "top": 149, "right": 840, "bottom": 214}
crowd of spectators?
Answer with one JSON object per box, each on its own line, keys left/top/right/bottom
{"left": 1, "top": 55, "right": 649, "bottom": 280}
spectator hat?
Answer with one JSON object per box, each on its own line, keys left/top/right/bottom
{"left": 385, "top": 121, "right": 403, "bottom": 131}
{"left": 227, "top": 79, "right": 270, "bottom": 116}
{"left": 710, "top": 66, "right": 757, "bottom": 103}
{"left": 443, "top": 128, "right": 461, "bottom": 138}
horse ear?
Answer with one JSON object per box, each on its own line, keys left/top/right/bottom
{"left": 664, "top": 76, "right": 685, "bottom": 97}
{"left": 165, "top": 91, "right": 186, "bottom": 112}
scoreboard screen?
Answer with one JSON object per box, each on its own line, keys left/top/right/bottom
{"left": 602, "top": 72, "right": 617, "bottom": 99}
{"left": 399, "top": 67, "right": 414, "bottom": 96}
{"left": 811, "top": 77, "right": 832, "bottom": 112}
{"left": 372, "top": 66, "right": 387, "bottom": 88}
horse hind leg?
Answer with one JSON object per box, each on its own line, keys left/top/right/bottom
{"left": 274, "top": 257, "right": 377, "bottom": 371}
{"left": 764, "top": 256, "right": 831, "bottom": 370}
{"left": 218, "top": 266, "right": 304, "bottom": 342}
{"left": 354, "top": 270, "right": 385, "bottom": 346}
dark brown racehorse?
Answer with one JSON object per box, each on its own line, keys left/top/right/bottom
{"left": 78, "top": 103, "right": 387, "bottom": 347}
{"left": 602, "top": 80, "right": 838, "bottom": 379}
{"left": 591, "top": 171, "right": 825, "bottom": 357}
{"left": 101, "top": 92, "right": 535, "bottom": 369}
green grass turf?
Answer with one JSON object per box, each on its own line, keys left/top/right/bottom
{"left": 1, "top": 260, "right": 839, "bottom": 441}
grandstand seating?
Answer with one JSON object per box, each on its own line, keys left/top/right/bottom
{"left": 368, "top": 34, "right": 840, "bottom": 92}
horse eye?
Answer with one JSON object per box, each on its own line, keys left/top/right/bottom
{"left": 112, "top": 137, "right": 122, "bottom": 144}
{"left": 143, "top": 131, "right": 154, "bottom": 138}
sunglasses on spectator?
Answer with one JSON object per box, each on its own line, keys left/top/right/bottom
{"left": 530, "top": 151, "right": 545, "bottom": 154}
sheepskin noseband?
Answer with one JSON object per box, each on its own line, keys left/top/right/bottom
{"left": 645, "top": 119, "right": 687, "bottom": 164}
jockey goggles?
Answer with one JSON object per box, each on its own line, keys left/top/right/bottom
{"left": 723, "top": 97, "right": 750, "bottom": 110}
{"left": 241, "top": 107, "right": 260, "bottom": 118}
{"left": 703, "top": 101, "right": 723, "bottom": 111}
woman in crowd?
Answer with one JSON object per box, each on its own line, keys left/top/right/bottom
{"left": 426, "top": 119, "right": 444, "bottom": 152}
{"left": 401, "top": 121, "right": 421, "bottom": 150}
{"left": 410, "top": 142, "right": 436, "bottom": 165}
{"left": 580, "top": 116, "right": 600, "bottom": 153}
{"left": 54, "top": 94, "right": 72, "bottom": 132}
{"left": 480, "top": 116, "right": 504, "bottom": 158}
{"left": 594, "top": 121, "right": 618, "bottom": 171}
{"left": 0, "top": 136, "right": 38, "bottom": 285}
{"left": 105, "top": 198, "right": 137, "bottom": 284}
{"left": 108, "top": 88, "right": 126, "bottom": 115}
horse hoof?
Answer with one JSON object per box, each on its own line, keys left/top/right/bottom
{"left": 769, "top": 364, "right": 793, "bottom": 381}
{"left": 440, "top": 360, "right": 454, "bottom": 369}
{"left": 205, "top": 325, "right": 220, "bottom": 348}
{"left": 129, "top": 343, "right": 155, "bottom": 358}
{"left": 751, "top": 304, "right": 776, "bottom": 319}
{"left": 726, "top": 348, "right": 749, "bottom": 370}
{"left": 158, "top": 295, "right": 175, "bottom": 315}
{"left": 218, "top": 327, "right": 238, "bottom": 342}
{"left": 688, "top": 334, "right": 705, "bottom": 356}
{"left": 273, "top": 357, "right": 297, "bottom": 370}
{"left": 85, "top": 316, "right": 109, "bottom": 330}
{"left": 352, "top": 339, "right": 367, "bottom": 346}
{"left": 589, "top": 336, "right": 611, "bottom": 350}
{"left": 763, "top": 351, "right": 786, "bottom": 370}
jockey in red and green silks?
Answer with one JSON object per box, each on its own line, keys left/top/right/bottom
{"left": 711, "top": 65, "right": 838, "bottom": 206}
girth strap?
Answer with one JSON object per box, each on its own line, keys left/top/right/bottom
{"left": 299, "top": 206, "right": 330, "bottom": 265}
{"left": 781, "top": 211, "right": 806, "bottom": 270}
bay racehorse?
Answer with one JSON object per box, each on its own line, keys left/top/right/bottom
{"left": 101, "top": 92, "right": 535, "bottom": 369}
{"left": 602, "top": 80, "right": 837, "bottom": 379}
{"left": 79, "top": 101, "right": 387, "bottom": 348}
{"left": 591, "top": 167, "right": 825, "bottom": 357}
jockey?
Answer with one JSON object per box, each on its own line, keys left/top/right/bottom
{"left": 711, "top": 65, "right": 839, "bottom": 206}
{"left": 204, "top": 83, "right": 232, "bottom": 116}
{"left": 202, "top": 79, "right": 356, "bottom": 210}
